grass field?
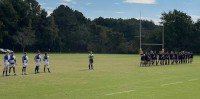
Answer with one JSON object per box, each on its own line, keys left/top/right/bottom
{"left": 0, "top": 53, "right": 200, "bottom": 99}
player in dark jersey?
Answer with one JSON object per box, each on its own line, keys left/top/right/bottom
{"left": 185, "top": 51, "right": 188, "bottom": 63}
{"left": 146, "top": 53, "right": 151, "bottom": 66}
{"left": 178, "top": 52, "right": 182, "bottom": 64}
{"left": 161, "top": 52, "right": 165, "bottom": 65}
{"left": 165, "top": 52, "right": 170, "bottom": 65}
{"left": 88, "top": 51, "right": 94, "bottom": 70}
{"left": 154, "top": 51, "right": 158, "bottom": 66}
{"left": 170, "top": 51, "right": 174, "bottom": 64}
{"left": 152, "top": 51, "right": 157, "bottom": 66}
{"left": 190, "top": 51, "right": 193, "bottom": 63}
{"left": 144, "top": 52, "right": 149, "bottom": 66}
{"left": 174, "top": 52, "right": 178, "bottom": 64}
{"left": 186, "top": 51, "right": 190, "bottom": 63}
{"left": 157, "top": 51, "right": 163, "bottom": 65}
{"left": 150, "top": 51, "right": 155, "bottom": 65}
{"left": 182, "top": 51, "right": 186, "bottom": 63}
{"left": 140, "top": 53, "right": 146, "bottom": 66}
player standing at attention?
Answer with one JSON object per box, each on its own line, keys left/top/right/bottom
{"left": 9, "top": 52, "right": 17, "bottom": 75}
{"left": 43, "top": 52, "right": 50, "bottom": 73}
{"left": 22, "top": 52, "right": 28, "bottom": 75}
{"left": 2, "top": 52, "right": 10, "bottom": 76}
{"left": 88, "top": 51, "right": 94, "bottom": 70}
{"left": 34, "top": 52, "right": 41, "bottom": 74}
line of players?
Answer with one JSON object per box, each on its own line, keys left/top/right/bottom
{"left": 2, "top": 52, "right": 50, "bottom": 76}
{"left": 140, "top": 51, "right": 194, "bottom": 66}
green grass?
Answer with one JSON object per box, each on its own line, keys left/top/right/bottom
{"left": 0, "top": 53, "right": 200, "bottom": 99}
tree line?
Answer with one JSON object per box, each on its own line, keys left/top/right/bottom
{"left": 0, "top": 0, "right": 200, "bottom": 53}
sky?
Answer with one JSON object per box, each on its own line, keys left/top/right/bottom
{"left": 37, "top": 0, "right": 200, "bottom": 25}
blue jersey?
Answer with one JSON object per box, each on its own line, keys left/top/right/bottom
{"left": 22, "top": 55, "right": 28, "bottom": 63}
{"left": 23, "top": 55, "right": 27, "bottom": 60}
{"left": 36, "top": 55, "right": 40, "bottom": 59}
{"left": 9, "top": 55, "right": 16, "bottom": 64}
{"left": 35, "top": 54, "right": 41, "bottom": 62}
{"left": 43, "top": 55, "right": 48, "bottom": 61}
{"left": 4, "top": 54, "right": 10, "bottom": 64}
{"left": 4, "top": 55, "right": 9, "bottom": 61}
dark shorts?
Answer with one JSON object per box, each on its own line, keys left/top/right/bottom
{"left": 89, "top": 59, "right": 93, "bottom": 63}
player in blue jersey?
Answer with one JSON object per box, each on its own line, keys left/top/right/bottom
{"left": 34, "top": 52, "right": 41, "bottom": 74}
{"left": 2, "top": 52, "right": 10, "bottom": 76}
{"left": 22, "top": 52, "right": 28, "bottom": 75}
{"left": 9, "top": 52, "right": 17, "bottom": 75}
{"left": 43, "top": 52, "right": 50, "bottom": 73}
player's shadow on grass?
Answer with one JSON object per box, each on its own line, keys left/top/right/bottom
{"left": 79, "top": 69, "right": 90, "bottom": 71}
{"left": 139, "top": 63, "right": 191, "bottom": 67}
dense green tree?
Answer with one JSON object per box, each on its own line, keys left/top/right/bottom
{"left": 93, "top": 17, "right": 140, "bottom": 41}
{"left": 0, "top": 0, "right": 18, "bottom": 49}
{"left": 0, "top": 21, "right": 4, "bottom": 43}
{"left": 0, "top": 0, "right": 37, "bottom": 51}
{"left": 160, "top": 10, "right": 193, "bottom": 51}
{"left": 192, "top": 19, "right": 200, "bottom": 53}
{"left": 52, "top": 5, "right": 89, "bottom": 52}
{"left": 87, "top": 23, "right": 127, "bottom": 53}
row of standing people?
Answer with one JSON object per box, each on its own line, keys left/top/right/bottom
{"left": 140, "top": 51, "right": 194, "bottom": 66}
{"left": 2, "top": 52, "right": 50, "bottom": 76}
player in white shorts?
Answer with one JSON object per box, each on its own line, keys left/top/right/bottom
{"left": 43, "top": 52, "right": 50, "bottom": 73}
{"left": 22, "top": 52, "right": 28, "bottom": 75}
{"left": 34, "top": 52, "right": 41, "bottom": 74}
{"left": 2, "top": 52, "right": 10, "bottom": 76}
{"left": 9, "top": 52, "right": 16, "bottom": 75}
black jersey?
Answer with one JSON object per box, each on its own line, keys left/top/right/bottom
{"left": 190, "top": 53, "right": 194, "bottom": 58}
{"left": 170, "top": 54, "right": 173, "bottom": 59}
{"left": 174, "top": 54, "right": 177, "bottom": 59}
{"left": 158, "top": 54, "right": 162, "bottom": 60}
{"left": 141, "top": 55, "right": 145, "bottom": 61}
{"left": 182, "top": 54, "right": 185, "bottom": 59}
{"left": 178, "top": 54, "right": 182, "bottom": 60}
{"left": 165, "top": 54, "right": 170, "bottom": 59}
{"left": 161, "top": 54, "right": 165, "bottom": 60}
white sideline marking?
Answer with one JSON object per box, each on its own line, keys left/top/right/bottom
{"left": 188, "top": 79, "right": 199, "bottom": 81}
{"left": 161, "top": 81, "right": 183, "bottom": 87}
{"left": 105, "top": 90, "right": 136, "bottom": 96}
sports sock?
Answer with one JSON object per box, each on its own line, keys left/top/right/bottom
{"left": 91, "top": 65, "right": 93, "bottom": 69}
{"left": 13, "top": 69, "right": 15, "bottom": 74}
{"left": 48, "top": 68, "right": 50, "bottom": 72}
{"left": 35, "top": 66, "right": 37, "bottom": 73}
{"left": 37, "top": 67, "right": 39, "bottom": 73}
{"left": 9, "top": 68, "right": 11, "bottom": 74}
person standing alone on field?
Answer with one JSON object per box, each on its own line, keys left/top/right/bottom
{"left": 22, "top": 52, "right": 28, "bottom": 75}
{"left": 34, "top": 52, "right": 41, "bottom": 74}
{"left": 43, "top": 52, "right": 50, "bottom": 73}
{"left": 88, "top": 51, "right": 94, "bottom": 70}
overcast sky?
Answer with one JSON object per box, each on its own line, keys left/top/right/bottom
{"left": 38, "top": 0, "right": 200, "bottom": 25}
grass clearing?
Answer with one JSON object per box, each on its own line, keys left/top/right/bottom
{"left": 0, "top": 53, "right": 200, "bottom": 99}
